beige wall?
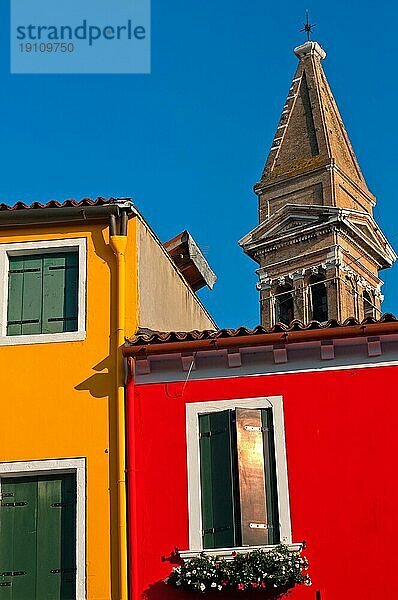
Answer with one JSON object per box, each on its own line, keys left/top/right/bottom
{"left": 137, "top": 218, "right": 216, "bottom": 332}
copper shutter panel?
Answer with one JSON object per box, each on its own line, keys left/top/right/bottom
{"left": 235, "top": 408, "right": 270, "bottom": 545}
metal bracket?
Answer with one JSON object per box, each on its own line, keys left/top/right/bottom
{"left": 200, "top": 428, "right": 227, "bottom": 438}
{"left": 0, "top": 492, "right": 14, "bottom": 500}
{"left": 244, "top": 425, "right": 269, "bottom": 432}
{"left": 202, "top": 525, "right": 231, "bottom": 535}
{"left": 50, "top": 568, "right": 76, "bottom": 574}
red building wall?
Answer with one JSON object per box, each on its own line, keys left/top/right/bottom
{"left": 127, "top": 364, "right": 398, "bottom": 600}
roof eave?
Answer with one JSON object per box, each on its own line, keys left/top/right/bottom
{"left": 123, "top": 319, "right": 398, "bottom": 358}
{"left": 0, "top": 202, "right": 137, "bottom": 227}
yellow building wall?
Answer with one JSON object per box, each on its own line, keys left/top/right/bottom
{"left": 0, "top": 217, "right": 138, "bottom": 600}
{"left": 0, "top": 211, "right": 216, "bottom": 599}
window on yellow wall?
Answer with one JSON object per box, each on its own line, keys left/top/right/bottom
{"left": 0, "top": 237, "right": 87, "bottom": 345}
{"left": 7, "top": 252, "right": 79, "bottom": 335}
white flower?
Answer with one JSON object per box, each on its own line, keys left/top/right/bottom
{"left": 211, "top": 582, "right": 217, "bottom": 588}
{"left": 217, "top": 585, "right": 223, "bottom": 591}
{"left": 200, "top": 583, "right": 206, "bottom": 592}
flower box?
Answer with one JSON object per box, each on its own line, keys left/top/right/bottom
{"left": 166, "top": 544, "right": 311, "bottom": 596}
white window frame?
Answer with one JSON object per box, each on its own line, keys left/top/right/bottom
{"left": 0, "top": 237, "right": 87, "bottom": 345}
{"left": 0, "top": 458, "right": 86, "bottom": 600}
{"left": 184, "top": 396, "right": 293, "bottom": 557}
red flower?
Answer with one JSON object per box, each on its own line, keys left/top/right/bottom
{"left": 251, "top": 582, "right": 259, "bottom": 588}
{"left": 237, "top": 583, "right": 245, "bottom": 590}
{"left": 221, "top": 581, "right": 228, "bottom": 587}
{"left": 261, "top": 582, "right": 266, "bottom": 589}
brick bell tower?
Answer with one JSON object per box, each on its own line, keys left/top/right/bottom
{"left": 239, "top": 41, "right": 396, "bottom": 328}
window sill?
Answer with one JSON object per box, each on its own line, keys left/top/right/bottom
{"left": 179, "top": 543, "right": 303, "bottom": 562}
{"left": 0, "top": 330, "right": 86, "bottom": 346}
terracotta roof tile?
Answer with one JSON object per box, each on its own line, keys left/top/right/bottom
{"left": 128, "top": 313, "right": 398, "bottom": 346}
{"left": 0, "top": 197, "right": 124, "bottom": 212}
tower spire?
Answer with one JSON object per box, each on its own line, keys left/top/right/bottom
{"left": 239, "top": 42, "right": 396, "bottom": 328}
{"left": 261, "top": 39, "right": 367, "bottom": 193}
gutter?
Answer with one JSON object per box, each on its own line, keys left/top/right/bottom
{"left": 123, "top": 321, "right": 398, "bottom": 358}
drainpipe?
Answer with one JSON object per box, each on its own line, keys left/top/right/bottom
{"left": 126, "top": 366, "right": 139, "bottom": 600}
{"left": 109, "top": 209, "right": 129, "bottom": 600}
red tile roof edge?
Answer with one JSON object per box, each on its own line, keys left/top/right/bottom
{"left": 127, "top": 313, "right": 398, "bottom": 346}
{"left": 0, "top": 197, "right": 128, "bottom": 211}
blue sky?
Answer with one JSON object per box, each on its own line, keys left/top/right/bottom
{"left": 0, "top": 1, "right": 397, "bottom": 327}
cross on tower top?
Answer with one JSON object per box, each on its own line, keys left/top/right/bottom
{"left": 300, "top": 10, "right": 316, "bottom": 41}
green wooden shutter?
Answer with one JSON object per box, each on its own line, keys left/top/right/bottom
{"left": 42, "top": 253, "right": 78, "bottom": 334}
{"left": 0, "top": 478, "right": 38, "bottom": 599}
{"left": 235, "top": 407, "right": 271, "bottom": 546}
{"left": 36, "top": 475, "right": 76, "bottom": 600}
{"left": 7, "top": 257, "right": 43, "bottom": 336}
{"left": 21, "top": 258, "right": 43, "bottom": 335}
{"left": 0, "top": 474, "right": 76, "bottom": 600}
{"left": 63, "top": 253, "right": 79, "bottom": 333}
{"left": 59, "top": 476, "right": 77, "bottom": 600}
{"left": 261, "top": 409, "right": 280, "bottom": 544}
{"left": 199, "top": 411, "right": 238, "bottom": 549}
{"left": 7, "top": 252, "right": 78, "bottom": 336}
{"left": 7, "top": 257, "right": 24, "bottom": 336}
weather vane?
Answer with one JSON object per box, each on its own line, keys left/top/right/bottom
{"left": 300, "top": 10, "right": 316, "bottom": 41}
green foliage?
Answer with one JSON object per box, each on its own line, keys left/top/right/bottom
{"left": 166, "top": 545, "right": 311, "bottom": 594}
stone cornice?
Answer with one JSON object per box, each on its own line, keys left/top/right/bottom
{"left": 245, "top": 215, "right": 393, "bottom": 270}
{"left": 252, "top": 225, "right": 334, "bottom": 257}
{"left": 240, "top": 204, "right": 343, "bottom": 248}
{"left": 336, "top": 228, "right": 385, "bottom": 271}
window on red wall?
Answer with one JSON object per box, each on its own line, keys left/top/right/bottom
{"left": 185, "top": 396, "right": 292, "bottom": 553}
{"left": 199, "top": 407, "right": 279, "bottom": 549}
